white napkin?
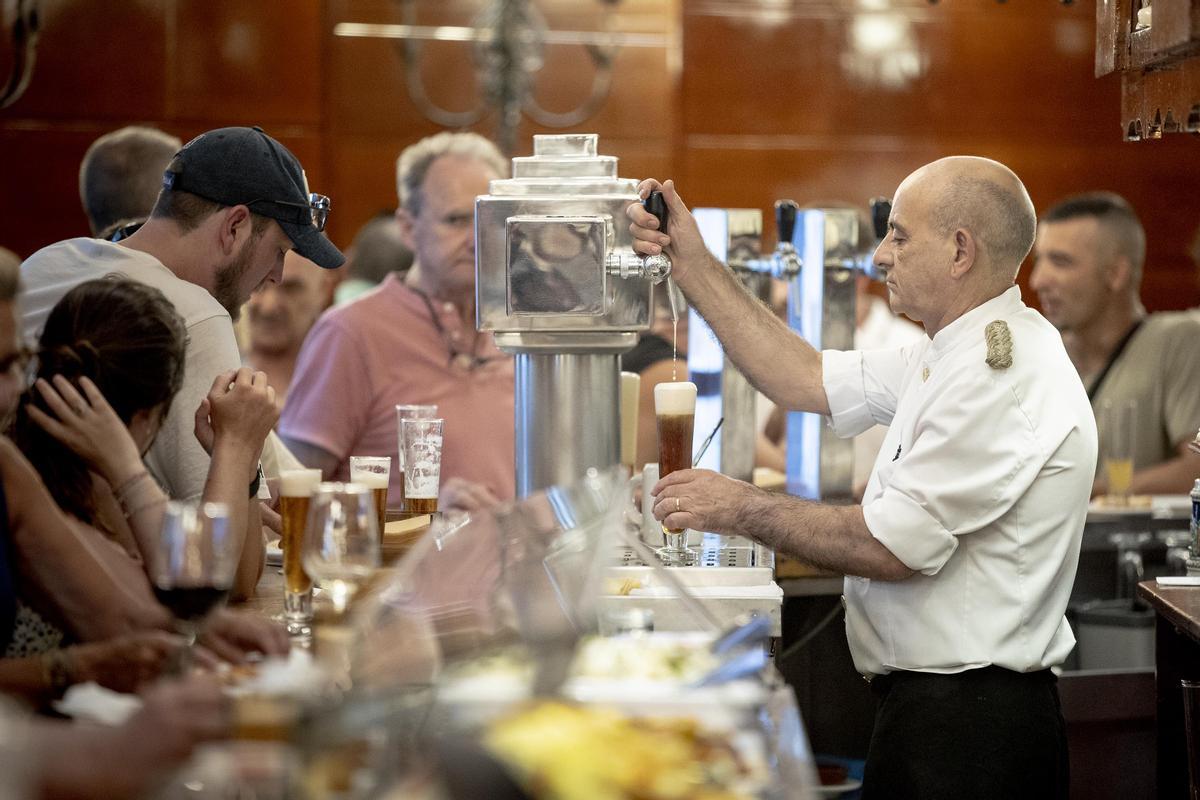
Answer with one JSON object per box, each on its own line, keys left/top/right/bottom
{"left": 54, "top": 682, "right": 142, "bottom": 725}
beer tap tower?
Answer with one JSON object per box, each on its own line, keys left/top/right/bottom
{"left": 689, "top": 203, "right": 802, "bottom": 483}
{"left": 475, "top": 134, "right": 669, "bottom": 497}
{"left": 691, "top": 201, "right": 888, "bottom": 500}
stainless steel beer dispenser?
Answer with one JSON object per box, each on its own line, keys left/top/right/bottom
{"left": 476, "top": 134, "right": 668, "bottom": 497}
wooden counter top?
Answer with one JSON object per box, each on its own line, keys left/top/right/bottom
{"left": 241, "top": 518, "right": 431, "bottom": 620}
{"left": 1137, "top": 579, "right": 1200, "bottom": 642}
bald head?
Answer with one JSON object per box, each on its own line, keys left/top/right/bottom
{"left": 903, "top": 157, "right": 1037, "bottom": 280}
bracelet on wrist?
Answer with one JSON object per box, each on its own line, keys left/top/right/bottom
{"left": 41, "top": 648, "right": 76, "bottom": 697}
{"left": 248, "top": 466, "right": 263, "bottom": 499}
{"left": 113, "top": 472, "right": 166, "bottom": 519}
{"left": 112, "top": 470, "right": 151, "bottom": 500}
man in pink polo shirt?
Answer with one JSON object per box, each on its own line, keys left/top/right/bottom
{"left": 279, "top": 132, "right": 514, "bottom": 511}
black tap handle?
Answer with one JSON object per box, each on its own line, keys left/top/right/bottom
{"left": 775, "top": 200, "right": 798, "bottom": 247}
{"left": 870, "top": 197, "right": 892, "bottom": 240}
{"left": 644, "top": 190, "right": 669, "bottom": 235}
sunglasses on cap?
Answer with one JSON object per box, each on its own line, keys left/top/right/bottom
{"left": 246, "top": 192, "right": 331, "bottom": 232}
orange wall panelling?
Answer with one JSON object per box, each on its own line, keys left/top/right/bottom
{"left": 1, "top": 1, "right": 1197, "bottom": 311}
{"left": 679, "top": 0, "right": 1200, "bottom": 310}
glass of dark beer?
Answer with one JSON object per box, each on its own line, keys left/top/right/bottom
{"left": 401, "top": 417, "right": 444, "bottom": 514}
{"left": 654, "top": 381, "right": 697, "bottom": 566}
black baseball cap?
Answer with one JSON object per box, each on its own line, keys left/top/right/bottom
{"left": 162, "top": 126, "right": 344, "bottom": 269}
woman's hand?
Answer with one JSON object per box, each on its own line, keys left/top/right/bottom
{"left": 201, "top": 608, "right": 290, "bottom": 663}
{"left": 26, "top": 375, "right": 145, "bottom": 487}
{"left": 68, "top": 631, "right": 212, "bottom": 693}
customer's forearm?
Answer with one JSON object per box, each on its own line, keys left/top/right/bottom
{"left": 203, "top": 438, "right": 262, "bottom": 599}
{"left": 0, "top": 656, "right": 53, "bottom": 703}
{"left": 1132, "top": 452, "right": 1200, "bottom": 495}
{"left": 675, "top": 253, "right": 828, "bottom": 414}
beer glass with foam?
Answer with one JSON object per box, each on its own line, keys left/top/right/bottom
{"left": 402, "top": 418, "right": 444, "bottom": 514}
{"left": 279, "top": 468, "right": 322, "bottom": 635}
{"left": 395, "top": 404, "right": 438, "bottom": 507}
{"left": 655, "top": 381, "right": 697, "bottom": 565}
{"left": 350, "top": 456, "right": 390, "bottom": 547}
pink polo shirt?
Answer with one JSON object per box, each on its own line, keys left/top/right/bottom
{"left": 279, "top": 274, "right": 515, "bottom": 502}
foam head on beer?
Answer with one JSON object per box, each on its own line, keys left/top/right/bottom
{"left": 654, "top": 381, "right": 697, "bottom": 417}
{"left": 280, "top": 468, "right": 323, "bottom": 497}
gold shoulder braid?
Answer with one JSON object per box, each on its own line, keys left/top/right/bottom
{"left": 984, "top": 320, "right": 1013, "bottom": 369}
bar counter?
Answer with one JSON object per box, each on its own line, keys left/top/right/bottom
{"left": 1137, "top": 579, "right": 1200, "bottom": 798}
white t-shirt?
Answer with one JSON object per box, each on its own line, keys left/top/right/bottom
{"left": 822, "top": 286, "right": 1097, "bottom": 677}
{"left": 20, "top": 238, "right": 241, "bottom": 500}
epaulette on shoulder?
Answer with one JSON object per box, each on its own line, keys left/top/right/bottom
{"left": 984, "top": 319, "right": 1012, "bottom": 369}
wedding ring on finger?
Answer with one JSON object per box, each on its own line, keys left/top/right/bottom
{"left": 675, "top": 497, "right": 681, "bottom": 512}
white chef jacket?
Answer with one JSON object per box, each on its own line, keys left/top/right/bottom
{"left": 822, "top": 286, "right": 1096, "bottom": 677}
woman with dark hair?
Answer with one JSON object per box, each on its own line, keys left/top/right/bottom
{"left": 17, "top": 277, "right": 187, "bottom": 564}
{"left": 5, "top": 277, "right": 286, "bottom": 662}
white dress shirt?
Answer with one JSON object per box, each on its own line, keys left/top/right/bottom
{"left": 822, "top": 286, "right": 1096, "bottom": 677}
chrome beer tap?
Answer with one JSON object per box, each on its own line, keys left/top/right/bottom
{"left": 606, "top": 190, "right": 672, "bottom": 283}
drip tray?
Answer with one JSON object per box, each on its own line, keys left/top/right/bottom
{"left": 616, "top": 545, "right": 755, "bottom": 569}
{"left": 607, "top": 535, "right": 776, "bottom": 591}
{"left": 615, "top": 533, "right": 774, "bottom": 572}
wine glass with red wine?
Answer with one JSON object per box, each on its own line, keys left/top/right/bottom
{"left": 151, "top": 501, "right": 237, "bottom": 663}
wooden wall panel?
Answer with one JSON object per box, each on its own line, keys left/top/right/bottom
{"left": 0, "top": 2, "right": 327, "bottom": 259}
{"left": 322, "top": 0, "right": 676, "bottom": 245}
{"left": 680, "top": 0, "right": 1200, "bottom": 311}
{"left": 0, "top": 0, "right": 1196, "bottom": 312}
{"left": 169, "top": 0, "right": 324, "bottom": 125}
{"left": 9, "top": 0, "right": 167, "bottom": 120}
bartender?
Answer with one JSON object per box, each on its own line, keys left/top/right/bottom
{"left": 628, "top": 157, "right": 1096, "bottom": 800}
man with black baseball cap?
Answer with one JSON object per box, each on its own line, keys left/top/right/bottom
{"left": 20, "top": 125, "right": 343, "bottom": 599}
{"left": 162, "top": 126, "right": 342, "bottom": 270}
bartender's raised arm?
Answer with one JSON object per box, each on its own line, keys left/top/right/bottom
{"left": 627, "top": 179, "right": 830, "bottom": 416}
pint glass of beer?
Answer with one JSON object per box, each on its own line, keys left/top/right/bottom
{"left": 349, "top": 456, "right": 390, "bottom": 545}
{"left": 401, "top": 418, "right": 444, "bottom": 514}
{"left": 655, "top": 381, "right": 697, "bottom": 566}
{"left": 279, "top": 468, "right": 322, "bottom": 635}
{"left": 395, "top": 404, "right": 438, "bottom": 507}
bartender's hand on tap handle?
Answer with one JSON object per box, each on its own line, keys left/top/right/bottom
{"left": 651, "top": 467, "right": 760, "bottom": 537}
{"left": 627, "top": 179, "right": 709, "bottom": 282}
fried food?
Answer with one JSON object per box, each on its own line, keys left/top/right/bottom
{"left": 485, "top": 701, "right": 755, "bottom": 800}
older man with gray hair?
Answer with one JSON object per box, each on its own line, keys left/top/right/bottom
{"left": 280, "top": 132, "right": 515, "bottom": 512}
{"left": 628, "top": 157, "right": 1096, "bottom": 798}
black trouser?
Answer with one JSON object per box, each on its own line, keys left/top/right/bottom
{"left": 861, "top": 665, "right": 1069, "bottom": 800}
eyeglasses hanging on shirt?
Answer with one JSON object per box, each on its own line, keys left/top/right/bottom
{"left": 411, "top": 288, "right": 505, "bottom": 372}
